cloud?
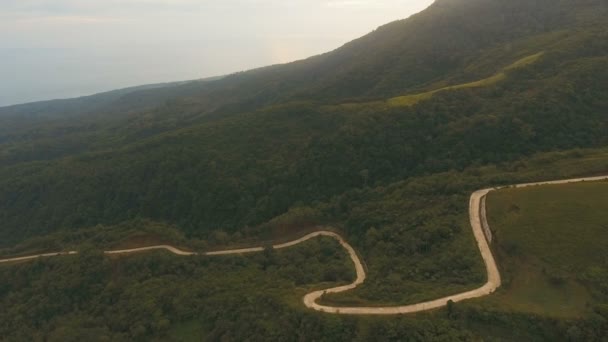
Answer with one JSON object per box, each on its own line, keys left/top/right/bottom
{"left": 14, "top": 15, "right": 119, "bottom": 24}
{"left": 2, "top": 0, "right": 433, "bottom": 14}
{"left": 325, "top": 0, "right": 373, "bottom": 8}
{"left": 1, "top": 0, "right": 197, "bottom": 15}
{"left": 324, "top": 0, "right": 434, "bottom": 10}
{"left": 0, "top": 0, "right": 435, "bottom": 106}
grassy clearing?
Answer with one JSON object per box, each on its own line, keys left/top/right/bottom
{"left": 484, "top": 180, "right": 608, "bottom": 318}
{"left": 162, "top": 320, "right": 206, "bottom": 342}
{"left": 324, "top": 52, "right": 544, "bottom": 111}
{"left": 504, "top": 52, "right": 545, "bottom": 71}
{"left": 387, "top": 92, "right": 436, "bottom": 107}
{"left": 387, "top": 52, "right": 543, "bottom": 108}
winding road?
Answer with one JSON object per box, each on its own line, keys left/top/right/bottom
{"left": 1, "top": 175, "right": 607, "bottom": 315}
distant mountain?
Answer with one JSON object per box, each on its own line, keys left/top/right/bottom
{"left": 0, "top": 0, "right": 607, "bottom": 246}
{"left": 0, "top": 77, "right": 226, "bottom": 119}
{"left": 4, "top": 0, "right": 605, "bottom": 121}
{"left": 3, "top": 1, "right": 608, "bottom": 340}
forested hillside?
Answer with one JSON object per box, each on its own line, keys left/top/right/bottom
{"left": 1, "top": 15, "right": 607, "bottom": 245}
{"left": 1, "top": 0, "right": 606, "bottom": 167}
{"left": 2, "top": 0, "right": 608, "bottom": 340}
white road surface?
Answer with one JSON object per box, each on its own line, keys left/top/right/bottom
{"left": 1, "top": 175, "right": 606, "bottom": 314}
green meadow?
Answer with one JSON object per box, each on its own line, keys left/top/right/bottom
{"left": 387, "top": 52, "right": 544, "bottom": 107}
{"left": 485, "top": 181, "right": 608, "bottom": 317}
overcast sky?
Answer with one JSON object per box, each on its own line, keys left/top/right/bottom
{"left": 0, "top": 0, "right": 434, "bottom": 106}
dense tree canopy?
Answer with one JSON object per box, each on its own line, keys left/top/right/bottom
{"left": 1, "top": 0, "right": 608, "bottom": 339}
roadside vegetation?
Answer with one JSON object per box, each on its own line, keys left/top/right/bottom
{"left": 2, "top": 146, "right": 608, "bottom": 340}
{"left": 1, "top": 0, "right": 608, "bottom": 340}
{"left": 0, "top": 237, "right": 356, "bottom": 341}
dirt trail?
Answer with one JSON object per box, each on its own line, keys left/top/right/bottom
{"left": 1, "top": 175, "right": 606, "bottom": 314}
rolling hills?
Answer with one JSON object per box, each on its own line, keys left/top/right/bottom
{"left": 2, "top": 0, "right": 608, "bottom": 340}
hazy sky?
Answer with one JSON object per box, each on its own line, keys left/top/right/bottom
{"left": 0, "top": 0, "right": 434, "bottom": 106}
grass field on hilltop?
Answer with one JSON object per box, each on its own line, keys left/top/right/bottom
{"left": 484, "top": 180, "right": 608, "bottom": 318}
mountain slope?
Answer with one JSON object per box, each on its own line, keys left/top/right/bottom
{"left": 0, "top": 0, "right": 607, "bottom": 244}
{"left": 3, "top": 0, "right": 605, "bottom": 120}
{"left": 2, "top": 1, "right": 608, "bottom": 340}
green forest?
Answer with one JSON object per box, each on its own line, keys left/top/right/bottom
{"left": 1, "top": 0, "right": 608, "bottom": 340}
{"left": 2, "top": 148, "right": 608, "bottom": 341}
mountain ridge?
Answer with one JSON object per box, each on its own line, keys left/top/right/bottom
{"left": 3, "top": 0, "right": 606, "bottom": 118}
{"left": 2, "top": 1, "right": 608, "bottom": 339}
{"left": 0, "top": 0, "right": 607, "bottom": 249}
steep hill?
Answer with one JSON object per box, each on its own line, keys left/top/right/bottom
{"left": 2, "top": 0, "right": 606, "bottom": 123}
{"left": 1, "top": 0, "right": 607, "bottom": 246}
{"left": 3, "top": 0, "right": 608, "bottom": 340}
{"left": 1, "top": 1, "right": 606, "bottom": 162}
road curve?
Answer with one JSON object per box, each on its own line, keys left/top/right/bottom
{"left": 1, "top": 175, "right": 606, "bottom": 314}
{"left": 105, "top": 245, "right": 196, "bottom": 256}
{"left": 302, "top": 189, "right": 500, "bottom": 315}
